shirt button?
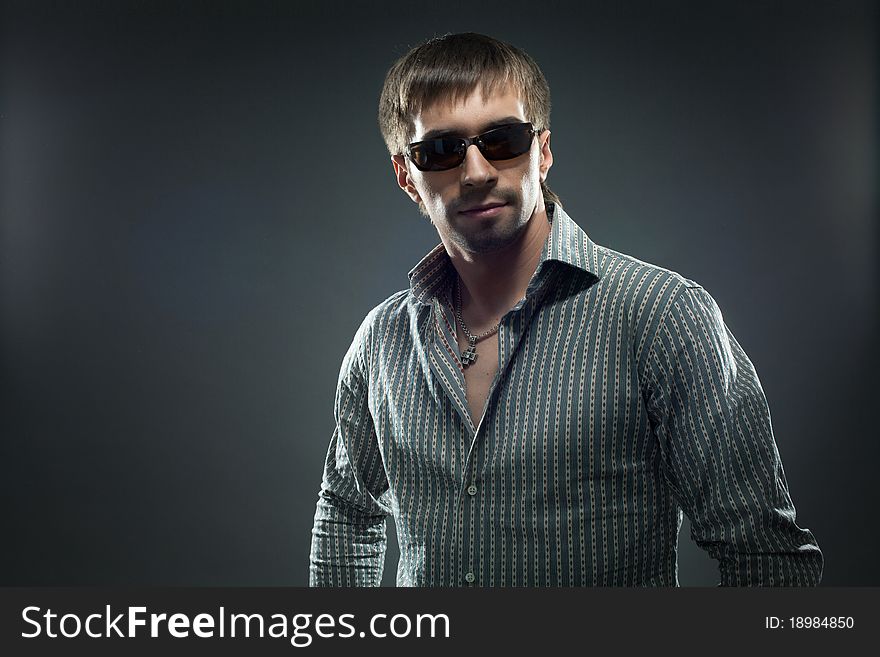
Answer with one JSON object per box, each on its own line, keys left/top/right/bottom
{"left": 464, "top": 572, "right": 475, "bottom": 583}
{"left": 467, "top": 484, "right": 477, "bottom": 496}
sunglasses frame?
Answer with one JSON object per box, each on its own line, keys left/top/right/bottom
{"left": 405, "top": 121, "right": 541, "bottom": 172}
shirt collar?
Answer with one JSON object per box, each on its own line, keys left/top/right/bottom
{"left": 406, "top": 202, "right": 601, "bottom": 307}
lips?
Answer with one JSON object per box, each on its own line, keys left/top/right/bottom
{"left": 459, "top": 201, "right": 508, "bottom": 214}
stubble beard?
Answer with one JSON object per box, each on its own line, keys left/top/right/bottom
{"left": 449, "top": 208, "right": 527, "bottom": 254}
{"left": 432, "top": 191, "right": 531, "bottom": 255}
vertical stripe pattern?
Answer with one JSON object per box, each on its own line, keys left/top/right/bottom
{"left": 308, "top": 203, "right": 823, "bottom": 586}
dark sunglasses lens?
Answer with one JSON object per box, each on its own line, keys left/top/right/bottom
{"left": 411, "top": 138, "right": 465, "bottom": 171}
{"left": 481, "top": 123, "right": 533, "bottom": 159}
{"left": 408, "top": 124, "right": 533, "bottom": 170}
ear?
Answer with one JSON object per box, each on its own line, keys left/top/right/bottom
{"left": 538, "top": 130, "right": 553, "bottom": 184}
{"left": 391, "top": 155, "right": 423, "bottom": 205}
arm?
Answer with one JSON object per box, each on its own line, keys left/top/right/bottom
{"left": 309, "top": 314, "right": 392, "bottom": 587}
{"left": 644, "top": 284, "right": 823, "bottom": 586}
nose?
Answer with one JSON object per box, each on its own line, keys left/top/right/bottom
{"left": 460, "top": 144, "right": 498, "bottom": 187}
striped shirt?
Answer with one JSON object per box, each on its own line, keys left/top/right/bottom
{"left": 309, "top": 203, "right": 823, "bottom": 586}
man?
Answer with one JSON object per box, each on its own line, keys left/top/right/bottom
{"left": 309, "top": 33, "right": 823, "bottom": 586}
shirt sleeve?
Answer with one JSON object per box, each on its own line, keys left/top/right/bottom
{"left": 309, "top": 313, "right": 392, "bottom": 587}
{"left": 644, "top": 284, "right": 823, "bottom": 586}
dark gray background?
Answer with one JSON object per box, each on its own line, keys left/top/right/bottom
{"left": 1, "top": 0, "right": 876, "bottom": 586}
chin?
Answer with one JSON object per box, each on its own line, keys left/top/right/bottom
{"left": 455, "top": 218, "right": 529, "bottom": 254}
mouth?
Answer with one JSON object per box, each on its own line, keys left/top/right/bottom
{"left": 459, "top": 202, "right": 508, "bottom": 218}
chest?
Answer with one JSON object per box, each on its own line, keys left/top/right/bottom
{"left": 371, "top": 309, "right": 651, "bottom": 508}
{"left": 369, "top": 290, "right": 653, "bottom": 492}
{"left": 457, "top": 330, "right": 500, "bottom": 428}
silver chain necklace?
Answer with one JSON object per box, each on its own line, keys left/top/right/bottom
{"left": 454, "top": 274, "right": 500, "bottom": 368}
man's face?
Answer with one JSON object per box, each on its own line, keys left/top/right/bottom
{"left": 392, "top": 83, "right": 553, "bottom": 255}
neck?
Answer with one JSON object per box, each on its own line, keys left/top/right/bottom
{"left": 446, "top": 202, "right": 552, "bottom": 333}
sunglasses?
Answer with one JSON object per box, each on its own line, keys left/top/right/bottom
{"left": 405, "top": 121, "right": 540, "bottom": 172}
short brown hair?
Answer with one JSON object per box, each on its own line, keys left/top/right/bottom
{"left": 377, "top": 32, "right": 562, "bottom": 210}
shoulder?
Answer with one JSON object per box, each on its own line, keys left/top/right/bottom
{"left": 360, "top": 288, "right": 412, "bottom": 333}
{"left": 586, "top": 243, "right": 722, "bottom": 366}
{"left": 344, "top": 288, "right": 411, "bottom": 362}
{"left": 591, "top": 242, "right": 704, "bottom": 319}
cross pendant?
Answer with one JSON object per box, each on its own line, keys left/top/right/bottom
{"left": 461, "top": 339, "right": 478, "bottom": 367}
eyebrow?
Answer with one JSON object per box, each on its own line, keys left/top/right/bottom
{"left": 417, "top": 116, "right": 525, "bottom": 141}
